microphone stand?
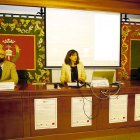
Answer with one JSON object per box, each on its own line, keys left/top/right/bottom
{"left": 77, "top": 80, "right": 80, "bottom": 88}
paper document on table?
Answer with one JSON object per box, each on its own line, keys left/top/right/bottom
{"left": 71, "top": 97, "right": 92, "bottom": 127}
{"left": 34, "top": 98, "right": 57, "bottom": 130}
{"left": 109, "top": 95, "right": 128, "bottom": 123}
{"left": 134, "top": 94, "right": 140, "bottom": 121}
{"left": 0, "top": 82, "right": 15, "bottom": 90}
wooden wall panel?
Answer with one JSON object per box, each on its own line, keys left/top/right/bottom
{"left": 0, "top": 98, "right": 23, "bottom": 140}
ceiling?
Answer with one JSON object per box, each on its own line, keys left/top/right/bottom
{"left": 1, "top": 0, "right": 140, "bottom": 15}
{"left": 116, "top": 0, "right": 140, "bottom": 3}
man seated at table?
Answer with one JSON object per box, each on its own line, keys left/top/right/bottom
{"left": 0, "top": 48, "right": 18, "bottom": 84}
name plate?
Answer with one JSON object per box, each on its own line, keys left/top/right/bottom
{"left": 0, "top": 82, "right": 15, "bottom": 90}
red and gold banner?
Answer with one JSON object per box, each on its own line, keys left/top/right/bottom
{"left": 116, "top": 23, "right": 140, "bottom": 81}
{"left": 0, "top": 34, "right": 35, "bottom": 70}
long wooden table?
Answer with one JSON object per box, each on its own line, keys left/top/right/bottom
{"left": 0, "top": 81, "right": 140, "bottom": 140}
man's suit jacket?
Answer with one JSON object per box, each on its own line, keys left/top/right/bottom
{"left": 0, "top": 61, "right": 18, "bottom": 84}
{"left": 60, "top": 62, "right": 86, "bottom": 83}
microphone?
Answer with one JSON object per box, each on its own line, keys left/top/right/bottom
{"left": 77, "top": 80, "right": 80, "bottom": 88}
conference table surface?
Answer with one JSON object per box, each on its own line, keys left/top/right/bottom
{"left": 15, "top": 80, "right": 140, "bottom": 90}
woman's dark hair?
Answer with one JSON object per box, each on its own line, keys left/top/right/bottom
{"left": 65, "top": 49, "right": 80, "bottom": 65}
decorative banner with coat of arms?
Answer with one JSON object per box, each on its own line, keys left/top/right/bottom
{"left": 0, "top": 34, "right": 35, "bottom": 70}
{"left": 0, "top": 14, "right": 51, "bottom": 83}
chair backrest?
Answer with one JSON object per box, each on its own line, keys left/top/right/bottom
{"left": 131, "top": 68, "right": 140, "bottom": 80}
{"left": 17, "top": 70, "right": 28, "bottom": 84}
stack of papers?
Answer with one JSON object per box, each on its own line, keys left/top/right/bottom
{"left": 90, "top": 79, "right": 109, "bottom": 87}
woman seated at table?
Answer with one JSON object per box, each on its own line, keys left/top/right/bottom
{"left": 60, "top": 49, "right": 86, "bottom": 84}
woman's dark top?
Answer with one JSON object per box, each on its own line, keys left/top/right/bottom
{"left": 71, "top": 66, "right": 78, "bottom": 82}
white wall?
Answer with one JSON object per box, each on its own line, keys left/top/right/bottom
{"left": 0, "top": 5, "right": 40, "bottom": 15}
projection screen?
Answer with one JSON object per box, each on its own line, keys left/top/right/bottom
{"left": 45, "top": 8, "right": 121, "bottom": 68}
